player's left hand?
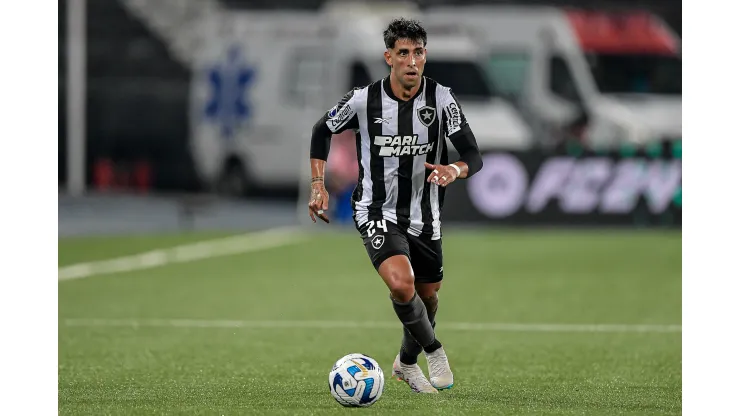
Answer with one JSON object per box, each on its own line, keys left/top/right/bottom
{"left": 424, "top": 162, "right": 459, "bottom": 187}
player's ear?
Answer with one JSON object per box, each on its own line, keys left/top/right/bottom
{"left": 384, "top": 50, "right": 392, "bottom": 67}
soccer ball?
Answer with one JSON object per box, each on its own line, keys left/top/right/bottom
{"left": 328, "top": 353, "right": 384, "bottom": 407}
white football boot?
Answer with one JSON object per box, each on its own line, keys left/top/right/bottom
{"left": 392, "top": 354, "right": 439, "bottom": 394}
{"left": 424, "top": 346, "right": 454, "bottom": 390}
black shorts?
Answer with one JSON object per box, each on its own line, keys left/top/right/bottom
{"left": 356, "top": 218, "right": 443, "bottom": 284}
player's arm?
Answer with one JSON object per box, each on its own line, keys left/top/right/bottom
{"left": 308, "top": 90, "right": 360, "bottom": 223}
{"left": 426, "top": 90, "right": 483, "bottom": 187}
{"left": 447, "top": 128, "right": 483, "bottom": 179}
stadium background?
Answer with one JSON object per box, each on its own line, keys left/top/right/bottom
{"left": 58, "top": 1, "right": 681, "bottom": 414}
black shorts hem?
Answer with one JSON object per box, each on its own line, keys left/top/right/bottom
{"left": 413, "top": 274, "right": 444, "bottom": 284}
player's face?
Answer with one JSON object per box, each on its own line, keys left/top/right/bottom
{"left": 385, "top": 38, "right": 426, "bottom": 90}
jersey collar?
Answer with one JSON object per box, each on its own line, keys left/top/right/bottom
{"left": 383, "top": 76, "right": 425, "bottom": 103}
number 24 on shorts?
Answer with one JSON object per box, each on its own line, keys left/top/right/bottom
{"left": 366, "top": 219, "right": 388, "bottom": 237}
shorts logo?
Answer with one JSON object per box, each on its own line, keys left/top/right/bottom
{"left": 371, "top": 235, "right": 385, "bottom": 250}
{"left": 417, "top": 106, "right": 436, "bottom": 127}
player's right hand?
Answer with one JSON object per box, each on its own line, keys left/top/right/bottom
{"left": 308, "top": 181, "right": 330, "bottom": 224}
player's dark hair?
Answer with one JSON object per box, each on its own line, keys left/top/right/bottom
{"left": 383, "top": 18, "right": 427, "bottom": 50}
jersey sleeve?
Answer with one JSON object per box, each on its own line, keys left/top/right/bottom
{"left": 439, "top": 88, "right": 470, "bottom": 139}
{"left": 438, "top": 86, "right": 483, "bottom": 177}
{"left": 323, "top": 89, "right": 361, "bottom": 134}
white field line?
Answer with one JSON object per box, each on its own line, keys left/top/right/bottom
{"left": 58, "top": 226, "right": 305, "bottom": 281}
{"left": 63, "top": 318, "right": 681, "bottom": 333}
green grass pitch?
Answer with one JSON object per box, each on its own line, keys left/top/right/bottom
{"left": 59, "top": 228, "right": 681, "bottom": 415}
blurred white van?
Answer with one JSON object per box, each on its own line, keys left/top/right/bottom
{"left": 426, "top": 6, "right": 682, "bottom": 148}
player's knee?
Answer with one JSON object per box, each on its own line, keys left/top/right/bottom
{"left": 387, "top": 270, "right": 415, "bottom": 303}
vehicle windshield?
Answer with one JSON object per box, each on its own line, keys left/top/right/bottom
{"left": 423, "top": 60, "right": 495, "bottom": 100}
{"left": 586, "top": 53, "right": 681, "bottom": 95}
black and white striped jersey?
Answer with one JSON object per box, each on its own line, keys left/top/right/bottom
{"left": 322, "top": 76, "right": 470, "bottom": 240}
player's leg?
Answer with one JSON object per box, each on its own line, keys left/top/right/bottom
{"left": 393, "top": 280, "right": 441, "bottom": 391}
{"left": 403, "top": 234, "right": 453, "bottom": 390}
{"left": 358, "top": 220, "right": 438, "bottom": 346}
{"left": 357, "top": 219, "right": 439, "bottom": 393}
{"left": 379, "top": 255, "right": 440, "bottom": 394}
{"left": 399, "top": 281, "right": 441, "bottom": 365}
{"left": 376, "top": 255, "right": 441, "bottom": 351}
{"left": 400, "top": 234, "right": 444, "bottom": 365}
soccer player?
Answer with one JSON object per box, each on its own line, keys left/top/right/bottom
{"left": 307, "top": 18, "right": 483, "bottom": 393}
